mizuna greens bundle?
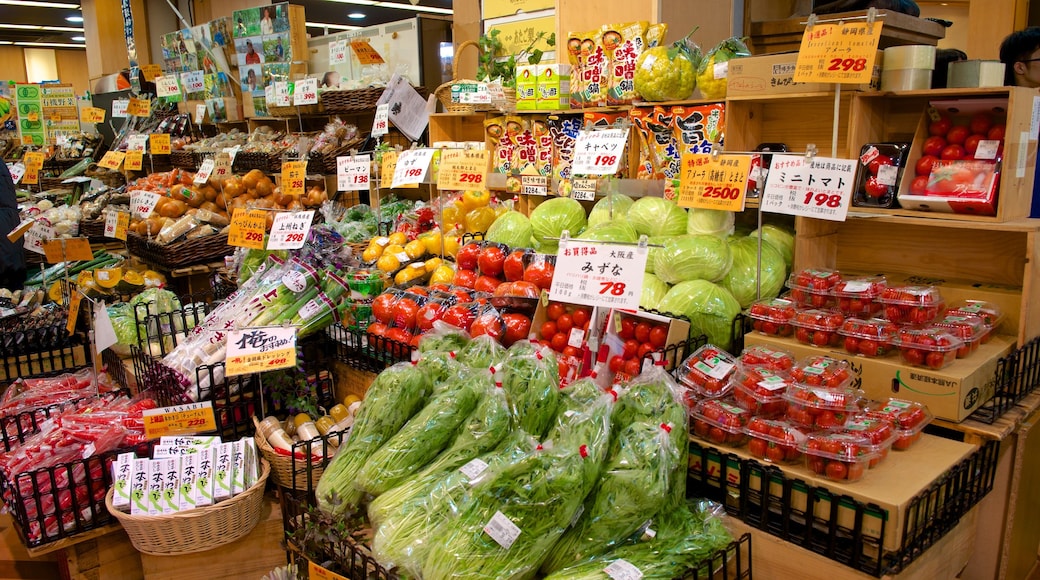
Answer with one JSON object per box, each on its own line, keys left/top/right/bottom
{"left": 499, "top": 342, "right": 561, "bottom": 439}
{"left": 315, "top": 361, "right": 431, "bottom": 517}
{"left": 457, "top": 334, "right": 507, "bottom": 369}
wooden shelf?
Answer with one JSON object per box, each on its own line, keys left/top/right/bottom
{"left": 845, "top": 209, "right": 1040, "bottom": 232}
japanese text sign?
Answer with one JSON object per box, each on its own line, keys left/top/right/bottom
{"left": 437, "top": 150, "right": 489, "bottom": 191}
{"left": 337, "top": 155, "right": 371, "bottom": 191}
{"left": 225, "top": 326, "right": 297, "bottom": 376}
{"left": 143, "top": 402, "right": 218, "bottom": 439}
{"left": 679, "top": 153, "right": 751, "bottom": 212}
{"left": 267, "top": 211, "right": 314, "bottom": 250}
{"left": 760, "top": 154, "right": 856, "bottom": 221}
{"left": 350, "top": 39, "right": 385, "bottom": 64}
{"left": 549, "top": 238, "right": 648, "bottom": 310}
{"left": 794, "top": 21, "right": 883, "bottom": 84}
{"left": 227, "top": 208, "right": 267, "bottom": 249}
{"left": 391, "top": 148, "right": 435, "bottom": 188}
{"left": 281, "top": 161, "right": 307, "bottom": 197}
{"left": 571, "top": 129, "right": 629, "bottom": 175}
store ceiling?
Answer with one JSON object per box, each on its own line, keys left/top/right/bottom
{"left": 0, "top": 0, "right": 453, "bottom": 49}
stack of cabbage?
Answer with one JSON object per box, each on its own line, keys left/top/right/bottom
{"left": 315, "top": 333, "right": 732, "bottom": 579}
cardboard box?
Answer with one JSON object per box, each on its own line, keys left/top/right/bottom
{"left": 726, "top": 51, "right": 882, "bottom": 97}
{"left": 690, "top": 432, "right": 976, "bottom": 553}
{"left": 516, "top": 64, "right": 538, "bottom": 111}
{"left": 214, "top": 442, "right": 234, "bottom": 502}
{"left": 536, "top": 64, "right": 570, "bottom": 110}
{"left": 745, "top": 332, "right": 1013, "bottom": 421}
{"left": 179, "top": 452, "right": 199, "bottom": 511}
{"left": 594, "top": 309, "right": 691, "bottom": 387}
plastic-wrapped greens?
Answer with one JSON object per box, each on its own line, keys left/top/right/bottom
{"left": 416, "top": 349, "right": 468, "bottom": 388}
{"left": 418, "top": 321, "right": 471, "bottom": 354}
{"left": 499, "top": 342, "right": 561, "bottom": 438}
{"left": 457, "top": 334, "right": 507, "bottom": 370}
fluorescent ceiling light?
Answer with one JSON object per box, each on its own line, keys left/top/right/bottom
{"left": 348, "top": 12, "right": 365, "bottom": 19}
{"left": 305, "top": 21, "right": 361, "bottom": 31}
{"left": 0, "top": 24, "right": 84, "bottom": 32}
{"left": 325, "top": 0, "right": 452, "bottom": 14}
{"left": 65, "top": 15, "right": 84, "bottom": 22}
{"left": 0, "top": 0, "right": 79, "bottom": 7}
{"left": 71, "top": 35, "right": 85, "bottom": 41}
{"left": 14, "top": 41, "right": 86, "bottom": 48}
{"left": 0, "top": 41, "right": 12, "bottom": 45}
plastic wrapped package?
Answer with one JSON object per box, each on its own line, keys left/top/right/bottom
{"left": 498, "top": 342, "right": 561, "bottom": 438}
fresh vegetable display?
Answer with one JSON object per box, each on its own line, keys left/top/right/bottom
{"left": 801, "top": 431, "right": 879, "bottom": 482}
{"left": 830, "top": 276, "right": 887, "bottom": 318}
{"left": 738, "top": 344, "right": 795, "bottom": 373}
{"left": 695, "top": 36, "right": 750, "bottom": 100}
{"left": 839, "top": 317, "right": 899, "bottom": 358}
{"left": 677, "top": 344, "right": 738, "bottom": 400}
{"left": 730, "top": 365, "right": 791, "bottom": 417}
{"left": 691, "top": 398, "right": 750, "bottom": 446}
{"left": 891, "top": 327, "right": 963, "bottom": 370}
{"left": 746, "top": 418, "right": 806, "bottom": 464}
{"left": 783, "top": 383, "right": 864, "bottom": 431}
{"left": 603, "top": 312, "right": 670, "bottom": 383}
{"left": 787, "top": 269, "right": 841, "bottom": 308}
{"left": 791, "top": 308, "right": 845, "bottom": 348}
{"left": 789, "top": 355, "right": 855, "bottom": 389}
{"left": 853, "top": 143, "right": 909, "bottom": 209}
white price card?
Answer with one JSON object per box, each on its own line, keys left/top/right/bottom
{"left": 549, "top": 239, "right": 648, "bottom": 311}
{"left": 23, "top": 223, "right": 53, "bottom": 255}
{"left": 274, "top": 82, "right": 291, "bottom": 107}
{"left": 294, "top": 77, "right": 319, "bottom": 106}
{"left": 372, "top": 103, "right": 390, "bottom": 138}
{"left": 112, "top": 99, "right": 129, "bottom": 118}
{"left": 483, "top": 511, "right": 521, "bottom": 549}
{"left": 194, "top": 159, "right": 215, "bottom": 184}
{"left": 760, "top": 154, "right": 857, "bottom": 222}
{"left": 521, "top": 175, "right": 548, "bottom": 196}
{"left": 458, "top": 458, "right": 489, "bottom": 480}
{"left": 391, "top": 148, "right": 435, "bottom": 188}
{"left": 337, "top": 155, "right": 371, "bottom": 191}
{"left": 459, "top": 83, "right": 492, "bottom": 104}
{"left": 104, "top": 211, "right": 129, "bottom": 240}
{"left": 8, "top": 163, "right": 25, "bottom": 184}
{"left": 571, "top": 129, "right": 629, "bottom": 175}
{"left": 222, "top": 146, "right": 241, "bottom": 164}
{"left": 876, "top": 164, "right": 899, "bottom": 186}
{"left": 131, "top": 190, "right": 162, "bottom": 218}
{"left": 212, "top": 153, "right": 232, "bottom": 180}
{"left": 329, "top": 40, "right": 348, "bottom": 65}
{"left": 181, "top": 70, "right": 205, "bottom": 94}
{"left": 571, "top": 178, "right": 597, "bottom": 201}
{"left": 225, "top": 326, "right": 297, "bottom": 376}
{"left": 975, "top": 139, "right": 1000, "bottom": 160}
{"left": 155, "top": 75, "right": 180, "bottom": 98}
{"left": 604, "top": 559, "right": 644, "bottom": 580}
{"left": 267, "top": 211, "right": 314, "bottom": 250}
{"left": 195, "top": 103, "right": 207, "bottom": 124}
{"left": 127, "top": 134, "right": 148, "bottom": 152}
{"left": 264, "top": 85, "right": 276, "bottom": 106}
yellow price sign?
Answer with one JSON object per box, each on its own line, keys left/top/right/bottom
{"left": 380, "top": 151, "right": 398, "bottom": 188}
{"left": 227, "top": 208, "right": 267, "bottom": 249}
{"left": 678, "top": 153, "right": 752, "bottom": 212}
{"left": 793, "top": 21, "right": 883, "bottom": 84}
{"left": 141, "top": 63, "right": 163, "bottom": 82}
{"left": 23, "top": 151, "right": 45, "bottom": 169}
{"left": 98, "top": 150, "right": 126, "bottom": 170}
{"left": 67, "top": 291, "right": 82, "bottom": 335}
{"left": 127, "top": 97, "right": 151, "bottom": 117}
{"left": 105, "top": 211, "right": 130, "bottom": 240}
{"left": 225, "top": 327, "right": 297, "bottom": 377}
{"left": 21, "top": 136, "right": 34, "bottom": 146}
{"left": 81, "top": 106, "right": 106, "bottom": 124}
{"left": 281, "top": 160, "right": 307, "bottom": 197}
{"left": 150, "top": 133, "right": 171, "bottom": 155}
{"left": 27, "top": 111, "right": 38, "bottom": 122}
{"left": 350, "top": 40, "right": 385, "bottom": 65}
{"left": 142, "top": 402, "right": 218, "bottom": 439}
{"left": 437, "top": 150, "right": 489, "bottom": 191}
{"left": 44, "top": 237, "right": 94, "bottom": 263}
{"left": 124, "top": 151, "right": 144, "bottom": 171}
{"left": 22, "top": 165, "right": 39, "bottom": 185}
{"left": 308, "top": 561, "right": 348, "bottom": 580}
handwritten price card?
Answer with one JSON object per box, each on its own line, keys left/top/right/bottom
{"left": 81, "top": 106, "right": 105, "bottom": 124}
{"left": 23, "top": 223, "right": 52, "bottom": 255}
{"left": 21, "top": 152, "right": 44, "bottom": 185}
{"left": 521, "top": 175, "right": 548, "bottom": 196}
{"left": 131, "top": 190, "right": 162, "bottom": 218}
{"left": 194, "top": 158, "right": 215, "bottom": 184}
{"left": 571, "top": 129, "right": 629, "bottom": 175}
{"left": 337, "top": 155, "right": 371, "bottom": 191}
{"left": 124, "top": 151, "right": 144, "bottom": 171}
{"left": 372, "top": 103, "right": 390, "bottom": 137}
{"left": 549, "top": 239, "right": 648, "bottom": 310}
{"left": 329, "top": 40, "right": 348, "bottom": 65}
{"left": 794, "top": 21, "right": 883, "bottom": 84}
{"left": 225, "top": 326, "right": 297, "bottom": 376}
{"left": 150, "top": 133, "right": 171, "bottom": 155}
{"left": 293, "top": 77, "right": 318, "bottom": 106}
{"left": 155, "top": 75, "right": 181, "bottom": 98}
{"left": 227, "top": 208, "right": 267, "bottom": 249}
{"left": 760, "top": 154, "right": 856, "bottom": 221}
{"left": 351, "top": 39, "right": 385, "bottom": 64}
{"left": 143, "top": 402, "right": 217, "bottom": 439}
{"left": 438, "top": 150, "right": 489, "bottom": 191}
{"left": 391, "top": 148, "right": 435, "bottom": 188}
{"left": 104, "top": 211, "right": 130, "bottom": 240}
{"left": 678, "top": 153, "right": 751, "bottom": 212}
{"left": 43, "top": 237, "right": 93, "bottom": 263}
{"left": 181, "top": 70, "right": 205, "bottom": 94}
{"left": 281, "top": 161, "right": 307, "bottom": 197}
{"left": 380, "top": 150, "right": 398, "bottom": 187}
{"left": 127, "top": 97, "right": 151, "bottom": 117}
{"left": 309, "top": 561, "right": 348, "bottom": 580}
{"left": 268, "top": 211, "right": 314, "bottom": 250}
{"left": 141, "top": 63, "right": 163, "bottom": 82}
{"left": 98, "top": 150, "right": 126, "bottom": 170}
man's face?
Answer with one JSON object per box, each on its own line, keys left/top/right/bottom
{"left": 1015, "top": 47, "right": 1040, "bottom": 88}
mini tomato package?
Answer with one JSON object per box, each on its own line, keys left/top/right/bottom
{"left": 892, "top": 327, "right": 963, "bottom": 370}
{"left": 746, "top": 418, "right": 807, "bottom": 464}
{"left": 791, "top": 308, "right": 845, "bottom": 348}
{"left": 739, "top": 344, "right": 796, "bottom": 373}
{"left": 878, "top": 285, "right": 944, "bottom": 325}
{"left": 933, "top": 314, "right": 988, "bottom": 358}
{"left": 800, "top": 431, "right": 880, "bottom": 482}
{"left": 787, "top": 269, "right": 842, "bottom": 308}
{"left": 860, "top": 399, "right": 933, "bottom": 451}
{"left": 678, "top": 344, "right": 738, "bottom": 399}
{"left": 730, "top": 365, "right": 792, "bottom": 417}
{"left": 947, "top": 299, "right": 1003, "bottom": 340}
{"left": 782, "top": 383, "right": 864, "bottom": 431}
{"left": 853, "top": 143, "right": 909, "bottom": 209}
{"left": 838, "top": 317, "right": 899, "bottom": 358}
{"left": 747, "top": 296, "right": 797, "bottom": 337}
{"left": 831, "top": 275, "right": 886, "bottom": 318}
{"left": 691, "top": 398, "right": 750, "bottom": 447}
{"left": 790, "top": 355, "right": 856, "bottom": 389}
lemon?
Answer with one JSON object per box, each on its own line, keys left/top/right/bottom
{"left": 405, "top": 239, "right": 427, "bottom": 259}
{"left": 430, "top": 264, "right": 455, "bottom": 285}
{"left": 424, "top": 257, "right": 443, "bottom": 273}
{"left": 362, "top": 245, "right": 383, "bottom": 262}
{"left": 376, "top": 253, "right": 401, "bottom": 273}
{"left": 387, "top": 231, "right": 408, "bottom": 246}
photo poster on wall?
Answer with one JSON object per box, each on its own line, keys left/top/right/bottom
{"left": 159, "top": 22, "right": 236, "bottom": 101}
{"left": 233, "top": 2, "right": 294, "bottom": 117}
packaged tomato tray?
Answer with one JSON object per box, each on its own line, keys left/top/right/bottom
{"left": 842, "top": 416, "right": 896, "bottom": 467}
{"left": 878, "top": 285, "right": 945, "bottom": 325}
{"left": 933, "top": 314, "right": 988, "bottom": 358}
{"left": 947, "top": 299, "right": 1003, "bottom": 342}
{"left": 691, "top": 398, "right": 751, "bottom": 447}
{"left": 787, "top": 269, "right": 842, "bottom": 308}
{"left": 830, "top": 275, "right": 887, "bottom": 318}
{"left": 730, "top": 365, "right": 792, "bottom": 417}
{"left": 783, "top": 383, "right": 865, "bottom": 431}
{"left": 747, "top": 297, "right": 797, "bottom": 337}
{"left": 860, "top": 399, "right": 933, "bottom": 450}
{"left": 892, "top": 327, "right": 964, "bottom": 370}
{"left": 739, "top": 344, "right": 796, "bottom": 373}
{"left": 791, "top": 308, "right": 846, "bottom": 348}
{"left": 801, "top": 431, "right": 884, "bottom": 483}
{"left": 678, "top": 344, "right": 738, "bottom": 399}
{"left": 745, "top": 417, "right": 808, "bottom": 464}
{"left": 790, "top": 355, "right": 856, "bottom": 389}
{"left": 853, "top": 143, "right": 910, "bottom": 209}
{"left": 838, "top": 317, "right": 899, "bottom": 358}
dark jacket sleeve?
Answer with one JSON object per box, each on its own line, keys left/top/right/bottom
{"left": 0, "top": 162, "right": 25, "bottom": 270}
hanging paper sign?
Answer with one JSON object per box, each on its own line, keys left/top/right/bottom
{"left": 227, "top": 208, "right": 267, "bottom": 249}
{"left": 155, "top": 75, "right": 181, "bottom": 98}
{"left": 8, "top": 163, "right": 25, "bottom": 184}
{"left": 281, "top": 161, "right": 307, "bottom": 197}
{"left": 124, "top": 151, "right": 144, "bottom": 171}
{"left": 293, "top": 78, "right": 318, "bottom": 106}
{"left": 350, "top": 40, "right": 385, "bottom": 65}
{"left": 23, "top": 223, "right": 52, "bottom": 255}
{"left": 372, "top": 103, "right": 390, "bottom": 138}
{"left": 794, "top": 21, "right": 883, "bottom": 84}
{"left": 127, "top": 134, "right": 148, "bottom": 151}
{"left": 380, "top": 151, "right": 398, "bottom": 187}
{"left": 195, "top": 103, "right": 207, "bottom": 124}
{"left": 391, "top": 148, "right": 435, "bottom": 188}
{"left": 438, "top": 150, "right": 489, "bottom": 191}
{"left": 66, "top": 292, "right": 82, "bottom": 335}
{"left": 141, "top": 63, "right": 163, "bottom": 82}
{"left": 194, "top": 158, "right": 215, "bottom": 184}
{"left": 43, "top": 237, "right": 93, "bottom": 263}
{"left": 81, "top": 106, "right": 106, "bottom": 124}
{"left": 268, "top": 211, "right": 314, "bottom": 250}
{"left": 212, "top": 153, "right": 232, "bottom": 181}
{"left": 337, "top": 155, "right": 371, "bottom": 191}
{"left": 571, "top": 129, "right": 629, "bottom": 175}
{"left": 98, "top": 150, "right": 126, "bottom": 170}
{"left": 111, "top": 99, "right": 129, "bottom": 118}
{"left": 225, "top": 326, "right": 297, "bottom": 376}
{"left": 678, "top": 153, "right": 751, "bottom": 212}
{"left": 104, "top": 211, "right": 130, "bottom": 240}
{"left": 143, "top": 402, "right": 218, "bottom": 439}
{"left": 760, "top": 154, "right": 857, "bottom": 221}
{"left": 521, "top": 175, "right": 548, "bottom": 196}
{"left": 21, "top": 164, "right": 39, "bottom": 185}
{"left": 329, "top": 40, "right": 348, "bottom": 65}
{"left": 181, "top": 70, "right": 205, "bottom": 94}
{"left": 127, "top": 97, "right": 151, "bottom": 117}
{"left": 150, "top": 133, "right": 171, "bottom": 155}
{"left": 549, "top": 238, "right": 648, "bottom": 310}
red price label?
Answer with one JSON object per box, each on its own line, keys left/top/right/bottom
{"left": 598, "top": 281, "right": 627, "bottom": 296}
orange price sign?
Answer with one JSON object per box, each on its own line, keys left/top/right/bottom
{"left": 22, "top": 165, "right": 39, "bottom": 185}
{"left": 678, "top": 153, "right": 751, "bottom": 212}
{"left": 437, "top": 150, "right": 489, "bottom": 191}
{"left": 227, "top": 208, "right": 267, "bottom": 249}
{"left": 21, "top": 136, "right": 34, "bottom": 146}
{"left": 23, "top": 151, "right": 44, "bottom": 169}
{"left": 350, "top": 40, "right": 385, "bottom": 65}
{"left": 380, "top": 150, "right": 398, "bottom": 188}
{"left": 81, "top": 106, "right": 106, "bottom": 124}
{"left": 124, "top": 151, "right": 144, "bottom": 171}
{"left": 150, "top": 133, "right": 171, "bottom": 155}
{"left": 66, "top": 291, "right": 82, "bottom": 335}
{"left": 142, "top": 402, "right": 218, "bottom": 439}
{"left": 141, "top": 63, "right": 163, "bottom": 82}
{"left": 793, "top": 20, "right": 883, "bottom": 84}
{"left": 308, "top": 561, "right": 348, "bottom": 580}
{"left": 43, "top": 237, "right": 93, "bottom": 263}
{"left": 281, "top": 160, "right": 307, "bottom": 197}
{"left": 98, "top": 150, "right": 126, "bottom": 170}
{"left": 127, "top": 97, "right": 151, "bottom": 117}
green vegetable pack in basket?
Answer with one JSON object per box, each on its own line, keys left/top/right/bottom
{"left": 634, "top": 29, "right": 703, "bottom": 102}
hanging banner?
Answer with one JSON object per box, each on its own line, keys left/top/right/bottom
{"left": 121, "top": 0, "right": 141, "bottom": 92}
{"left": 14, "top": 84, "right": 44, "bottom": 147}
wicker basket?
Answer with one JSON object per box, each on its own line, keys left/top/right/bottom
{"left": 234, "top": 151, "right": 278, "bottom": 173}
{"left": 169, "top": 150, "right": 199, "bottom": 171}
{"left": 320, "top": 87, "right": 385, "bottom": 115}
{"left": 126, "top": 232, "right": 233, "bottom": 270}
{"left": 105, "top": 459, "right": 270, "bottom": 556}
{"left": 434, "top": 41, "right": 498, "bottom": 114}
{"left": 267, "top": 101, "right": 326, "bottom": 118}
{"left": 252, "top": 417, "right": 333, "bottom": 491}
{"left": 78, "top": 219, "right": 106, "bottom": 242}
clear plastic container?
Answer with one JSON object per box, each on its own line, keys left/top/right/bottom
{"left": 947, "top": 299, "right": 1003, "bottom": 341}
{"left": 842, "top": 416, "right": 897, "bottom": 466}
{"left": 878, "top": 285, "right": 945, "bottom": 325}
{"left": 691, "top": 398, "right": 751, "bottom": 447}
{"left": 745, "top": 418, "right": 808, "bottom": 464}
{"left": 791, "top": 308, "right": 845, "bottom": 348}
{"left": 860, "top": 399, "right": 933, "bottom": 451}
{"left": 933, "top": 315, "right": 989, "bottom": 358}
{"left": 787, "top": 269, "right": 842, "bottom": 308}
{"left": 739, "top": 344, "right": 796, "bottom": 373}
{"left": 830, "top": 275, "right": 887, "bottom": 318}
{"left": 730, "top": 365, "right": 792, "bottom": 417}
{"left": 783, "top": 383, "right": 865, "bottom": 431}
{"left": 678, "top": 344, "right": 738, "bottom": 398}
{"left": 838, "top": 317, "right": 899, "bottom": 358}
{"left": 801, "top": 431, "right": 884, "bottom": 482}
{"left": 747, "top": 297, "right": 797, "bottom": 337}
{"left": 892, "top": 327, "right": 964, "bottom": 370}
{"left": 789, "top": 355, "right": 856, "bottom": 390}
{"left": 852, "top": 142, "right": 910, "bottom": 209}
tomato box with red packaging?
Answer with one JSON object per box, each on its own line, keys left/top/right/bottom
{"left": 529, "top": 299, "right": 610, "bottom": 384}
{"left": 595, "top": 309, "right": 690, "bottom": 385}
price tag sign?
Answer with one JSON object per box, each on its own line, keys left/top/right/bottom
{"left": 194, "top": 158, "right": 216, "bottom": 184}
{"left": 483, "top": 511, "right": 521, "bottom": 549}
{"left": 124, "top": 151, "right": 144, "bottom": 171}
{"left": 150, "top": 133, "right": 171, "bottom": 155}
{"left": 337, "top": 154, "right": 371, "bottom": 191}
{"left": 264, "top": 85, "right": 276, "bottom": 106}
{"left": 438, "top": 150, "right": 489, "bottom": 191}
{"left": 23, "top": 152, "right": 44, "bottom": 169}
{"left": 181, "top": 70, "right": 205, "bottom": 94}
{"left": 571, "top": 178, "right": 597, "bottom": 201}
{"left": 549, "top": 239, "right": 648, "bottom": 310}
{"left": 794, "top": 21, "right": 883, "bottom": 84}
{"left": 66, "top": 291, "right": 82, "bottom": 335}
{"left": 222, "top": 146, "right": 240, "bottom": 165}
{"left": 127, "top": 134, "right": 148, "bottom": 152}
{"left": 521, "top": 175, "right": 548, "bottom": 196}
{"left": 458, "top": 83, "right": 492, "bottom": 104}
{"left": 571, "top": 129, "right": 629, "bottom": 175}
{"left": 350, "top": 39, "right": 385, "bottom": 64}
{"left": 309, "top": 560, "right": 348, "bottom": 580}
{"left": 391, "top": 148, "right": 435, "bottom": 188}
{"left": 8, "top": 162, "right": 25, "bottom": 184}
{"left": 195, "top": 103, "right": 207, "bottom": 124}
{"left": 380, "top": 150, "right": 398, "bottom": 187}
{"left": 111, "top": 99, "right": 129, "bottom": 118}
{"left": 141, "top": 63, "right": 163, "bottom": 82}
{"left": 81, "top": 106, "right": 106, "bottom": 124}
{"left": 98, "top": 150, "right": 126, "bottom": 170}
{"left": 143, "top": 402, "right": 218, "bottom": 439}
{"left": 268, "top": 210, "right": 314, "bottom": 250}
{"left": 225, "top": 326, "right": 297, "bottom": 376}
{"left": 212, "top": 153, "right": 232, "bottom": 181}
{"left": 293, "top": 77, "right": 319, "bottom": 106}
{"left": 678, "top": 153, "right": 751, "bottom": 212}
{"left": 44, "top": 237, "right": 93, "bottom": 263}
{"left": 371, "top": 103, "right": 390, "bottom": 137}
{"left": 7, "top": 218, "right": 35, "bottom": 242}
{"left": 760, "top": 154, "right": 857, "bottom": 222}
{"left": 104, "top": 211, "right": 130, "bottom": 240}
{"left": 329, "top": 40, "right": 348, "bottom": 65}
{"left": 604, "top": 559, "right": 644, "bottom": 580}
{"left": 227, "top": 208, "right": 267, "bottom": 249}
{"left": 281, "top": 160, "right": 307, "bottom": 197}
{"left": 21, "top": 163, "right": 39, "bottom": 185}
{"left": 274, "top": 82, "right": 291, "bottom": 107}
{"left": 131, "top": 190, "right": 162, "bottom": 218}
{"left": 23, "top": 223, "right": 51, "bottom": 255}
{"left": 155, "top": 75, "right": 181, "bottom": 98}
{"left": 127, "top": 97, "right": 151, "bottom": 117}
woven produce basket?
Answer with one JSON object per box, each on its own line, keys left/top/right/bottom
{"left": 435, "top": 41, "right": 497, "bottom": 114}
{"left": 126, "top": 232, "right": 232, "bottom": 270}
{"left": 78, "top": 219, "right": 106, "bottom": 242}
{"left": 267, "top": 101, "right": 325, "bottom": 118}
{"left": 105, "top": 459, "right": 270, "bottom": 556}
{"left": 169, "top": 150, "right": 199, "bottom": 171}
{"left": 234, "top": 151, "right": 277, "bottom": 173}
{"left": 252, "top": 417, "right": 333, "bottom": 490}
{"left": 319, "top": 87, "right": 385, "bottom": 115}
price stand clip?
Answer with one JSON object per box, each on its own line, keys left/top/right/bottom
{"left": 805, "top": 143, "right": 818, "bottom": 161}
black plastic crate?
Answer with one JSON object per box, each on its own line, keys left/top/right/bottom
{"left": 326, "top": 321, "right": 414, "bottom": 374}
{"left": 968, "top": 334, "right": 1040, "bottom": 423}
{"left": 0, "top": 389, "right": 129, "bottom": 453}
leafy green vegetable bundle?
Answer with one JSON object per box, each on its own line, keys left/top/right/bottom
{"left": 457, "top": 334, "right": 506, "bottom": 369}
{"left": 499, "top": 342, "right": 561, "bottom": 439}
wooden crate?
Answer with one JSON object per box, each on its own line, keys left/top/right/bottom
{"left": 746, "top": 8, "right": 947, "bottom": 55}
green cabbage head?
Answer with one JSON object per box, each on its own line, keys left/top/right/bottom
{"left": 657, "top": 280, "right": 741, "bottom": 350}
{"left": 627, "top": 197, "right": 688, "bottom": 237}
{"left": 653, "top": 234, "right": 733, "bottom": 284}
{"left": 721, "top": 235, "right": 786, "bottom": 308}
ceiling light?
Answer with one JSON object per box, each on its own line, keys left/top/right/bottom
{"left": 305, "top": 21, "right": 361, "bottom": 31}
{"left": 65, "top": 15, "right": 83, "bottom": 22}
{"left": 348, "top": 12, "right": 365, "bottom": 18}
{"left": 71, "top": 35, "right": 85, "bottom": 41}
{"left": 0, "top": 0, "right": 79, "bottom": 7}
{"left": 14, "top": 41, "right": 87, "bottom": 48}
{"left": 0, "top": 24, "right": 84, "bottom": 32}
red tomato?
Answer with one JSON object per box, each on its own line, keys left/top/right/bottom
{"left": 619, "top": 318, "right": 635, "bottom": 340}
{"left": 473, "top": 275, "right": 502, "bottom": 294}
{"left": 503, "top": 250, "right": 527, "bottom": 282}
{"left": 622, "top": 339, "right": 639, "bottom": 359}
{"left": 415, "top": 302, "right": 446, "bottom": 331}
{"left": 964, "top": 134, "right": 984, "bottom": 156}
{"left": 477, "top": 246, "right": 506, "bottom": 277}
{"left": 825, "top": 461, "right": 849, "bottom": 480}
{"left": 456, "top": 243, "right": 481, "bottom": 270}
{"left": 550, "top": 332, "right": 569, "bottom": 352}
{"left": 385, "top": 327, "right": 413, "bottom": 347}
{"left": 928, "top": 116, "right": 952, "bottom": 136}
{"left": 392, "top": 298, "right": 420, "bottom": 330}
{"left": 748, "top": 438, "right": 769, "bottom": 458}
{"left": 638, "top": 342, "right": 655, "bottom": 359}
{"left": 540, "top": 321, "right": 558, "bottom": 340}
{"left": 507, "top": 281, "right": 540, "bottom": 298}
{"left": 940, "top": 144, "right": 965, "bottom": 160}
{"left": 441, "top": 304, "right": 476, "bottom": 330}
{"left": 867, "top": 154, "right": 893, "bottom": 175}
{"left": 471, "top": 313, "right": 505, "bottom": 341}
{"left": 367, "top": 322, "right": 388, "bottom": 337}
{"left": 563, "top": 345, "right": 580, "bottom": 358}
{"left": 969, "top": 113, "right": 993, "bottom": 135}
{"left": 922, "top": 136, "right": 947, "bottom": 156}
{"left": 915, "top": 154, "right": 939, "bottom": 176}
{"left": 946, "top": 125, "right": 970, "bottom": 145}
{"left": 634, "top": 322, "right": 651, "bottom": 343}
{"left": 557, "top": 314, "right": 573, "bottom": 333}
{"left": 988, "top": 124, "right": 1006, "bottom": 141}
{"left": 571, "top": 308, "right": 590, "bottom": 329}
{"left": 624, "top": 358, "right": 642, "bottom": 377}
{"left": 524, "top": 262, "right": 555, "bottom": 290}
{"left": 863, "top": 176, "right": 888, "bottom": 198}
{"left": 501, "top": 313, "right": 532, "bottom": 346}
{"left": 546, "top": 303, "right": 565, "bottom": 321}
{"left": 926, "top": 351, "right": 947, "bottom": 369}
{"left": 372, "top": 293, "right": 395, "bottom": 324}
{"left": 609, "top": 355, "right": 625, "bottom": 374}
{"left": 453, "top": 269, "right": 478, "bottom": 289}
{"left": 649, "top": 325, "right": 668, "bottom": 348}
